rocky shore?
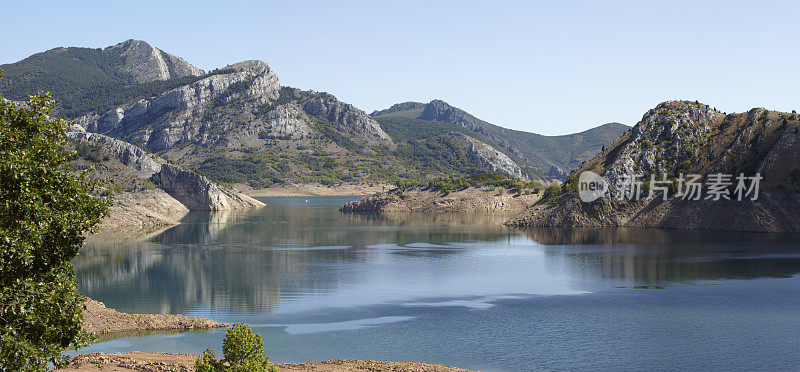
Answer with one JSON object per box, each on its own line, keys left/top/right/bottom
{"left": 340, "top": 186, "right": 541, "bottom": 214}
{"left": 81, "top": 298, "right": 226, "bottom": 335}
{"left": 59, "top": 353, "right": 475, "bottom": 372}
{"left": 99, "top": 189, "right": 190, "bottom": 232}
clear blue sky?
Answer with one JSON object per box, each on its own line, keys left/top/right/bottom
{"left": 3, "top": 0, "right": 799, "bottom": 135}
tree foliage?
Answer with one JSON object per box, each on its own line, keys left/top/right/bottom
{"left": 195, "top": 323, "right": 276, "bottom": 372}
{"left": 0, "top": 75, "right": 111, "bottom": 370}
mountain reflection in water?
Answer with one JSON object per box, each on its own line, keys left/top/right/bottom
{"left": 75, "top": 198, "right": 800, "bottom": 317}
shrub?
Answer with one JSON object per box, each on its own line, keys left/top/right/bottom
{"left": 541, "top": 184, "right": 562, "bottom": 201}
{"left": 195, "top": 323, "right": 276, "bottom": 372}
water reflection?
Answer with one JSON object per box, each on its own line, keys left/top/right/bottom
{"left": 525, "top": 227, "right": 800, "bottom": 284}
{"left": 75, "top": 199, "right": 800, "bottom": 319}
{"left": 75, "top": 203, "right": 515, "bottom": 315}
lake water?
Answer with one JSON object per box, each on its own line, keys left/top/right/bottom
{"left": 72, "top": 196, "right": 800, "bottom": 371}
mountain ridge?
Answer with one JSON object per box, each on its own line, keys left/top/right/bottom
{"left": 2, "top": 40, "right": 627, "bottom": 186}
{"left": 372, "top": 99, "right": 630, "bottom": 179}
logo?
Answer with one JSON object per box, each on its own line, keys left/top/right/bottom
{"left": 578, "top": 171, "right": 609, "bottom": 202}
{"left": 576, "top": 171, "right": 762, "bottom": 203}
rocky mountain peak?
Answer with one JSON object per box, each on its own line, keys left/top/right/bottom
{"left": 227, "top": 60, "right": 273, "bottom": 75}
{"left": 370, "top": 101, "right": 425, "bottom": 117}
{"left": 420, "top": 100, "right": 494, "bottom": 137}
{"left": 602, "top": 100, "right": 724, "bottom": 183}
{"left": 105, "top": 39, "right": 203, "bottom": 83}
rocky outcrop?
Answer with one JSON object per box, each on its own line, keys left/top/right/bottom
{"left": 98, "top": 189, "right": 189, "bottom": 232}
{"left": 300, "top": 91, "right": 395, "bottom": 146}
{"left": 450, "top": 133, "right": 527, "bottom": 180}
{"left": 263, "top": 103, "right": 313, "bottom": 138}
{"left": 151, "top": 164, "right": 264, "bottom": 211}
{"left": 67, "top": 129, "right": 163, "bottom": 178}
{"left": 341, "top": 187, "right": 540, "bottom": 214}
{"left": 104, "top": 39, "right": 203, "bottom": 83}
{"left": 77, "top": 59, "right": 397, "bottom": 153}
{"left": 79, "top": 60, "right": 280, "bottom": 151}
{"left": 506, "top": 101, "right": 800, "bottom": 232}
{"left": 67, "top": 127, "right": 264, "bottom": 217}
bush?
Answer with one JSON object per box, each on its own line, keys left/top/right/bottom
{"left": 195, "top": 323, "right": 276, "bottom": 372}
{"left": 541, "top": 184, "right": 562, "bottom": 201}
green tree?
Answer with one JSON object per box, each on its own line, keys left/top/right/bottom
{"left": 195, "top": 323, "right": 276, "bottom": 372}
{"left": 0, "top": 69, "right": 111, "bottom": 370}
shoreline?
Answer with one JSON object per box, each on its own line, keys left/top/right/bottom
{"left": 82, "top": 298, "right": 226, "bottom": 335}
{"left": 341, "top": 186, "right": 542, "bottom": 214}
{"left": 238, "top": 183, "right": 392, "bottom": 197}
{"left": 59, "top": 352, "right": 475, "bottom": 371}
{"left": 72, "top": 300, "right": 475, "bottom": 371}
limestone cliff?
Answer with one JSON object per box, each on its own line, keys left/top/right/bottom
{"left": 76, "top": 61, "right": 395, "bottom": 153}
{"left": 67, "top": 129, "right": 162, "bottom": 178}
{"left": 151, "top": 164, "right": 263, "bottom": 211}
{"left": 76, "top": 60, "right": 282, "bottom": 152}
{"left": 67, "top": 127, "right": 264, "bottom": 214}
{"left": 104, "top": 39, "right": 204, "bottom": 83}
{"left": 449, "top": 133, "right": 527, "bottom": 180}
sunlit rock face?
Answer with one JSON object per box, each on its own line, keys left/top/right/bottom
{"left": 507, "top": 100, "right": 800, "bottom": 232}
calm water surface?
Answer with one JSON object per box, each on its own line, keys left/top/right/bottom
{"left": 72, "top": 196, "right": 800, "bottom": 371}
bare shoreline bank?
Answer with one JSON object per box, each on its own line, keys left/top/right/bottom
{"left": 59, "top": 352, "right": 476, "bottom": 371}
{"left": 82, "top": 298, "right": 226, "bottom": 335}
{"left": 72, "top": 300, "right": 475, "bottom": 371}
{"left": 239, "top": 183, "right": 392, "bottom": 197}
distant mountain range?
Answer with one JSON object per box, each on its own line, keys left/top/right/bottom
{"left": 0, "top": 40, "right": 628, "bottom": 186}
{"left": 371, "top": 100, "right": 629, "bottom": 179}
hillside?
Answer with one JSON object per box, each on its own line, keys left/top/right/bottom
{"left": 372, "top": 100, "right": 629, "bottom": 179}
{"left": 507, "top": 101, "right": 800, "bottom": 232}
{"left": 64, "top": 126, "right": 263, "bottom": 230}
{"left": 0, "top": 40, "right": 204, "bottom": 118}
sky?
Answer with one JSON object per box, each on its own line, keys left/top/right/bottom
{"left": 2, "top": 0, "right": 799, "bottom": 135}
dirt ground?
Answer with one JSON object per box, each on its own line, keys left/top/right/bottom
{"left": 82, "top": 298, "right": 226, "bottom": 335}
{"left": 58, "top": 352, "right": 476, "bottom": 372}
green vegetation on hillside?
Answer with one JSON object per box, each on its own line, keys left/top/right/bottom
{"left": 396, "top": 172, "right": 545, "bottom": 194}
{"left": 0, "top": 46, "right": 204, "bottom": 118}
{"left": 0, "top": 82, "right": 111, "bottom": 370}
{"left": 375, "top": 103, "right": 629, "bottom": 179}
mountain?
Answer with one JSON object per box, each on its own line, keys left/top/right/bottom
{"left": 31, "top": 41, "right": 522, "bottom": 185}
{"left": 371, "top": 100, "right": 629, "bottom": 179}
{"left": 507, "top": 100, "right": 800, "bottom": 232}
{"left": 0, "top": 39, "right": 203, "bottom": 117}
{"left": 1, "top": 40, "right": 623, "bottom": 187}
